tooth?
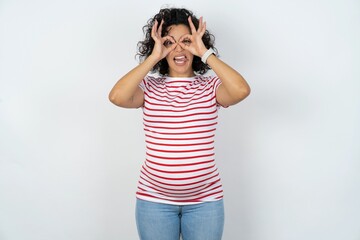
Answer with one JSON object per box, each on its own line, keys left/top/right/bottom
{"left": 175, "top": 56, "right": 185, "bottom": 60}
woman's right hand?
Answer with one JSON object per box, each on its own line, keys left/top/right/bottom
{"left": 150, "top": 19, "right": 177, "bottom": 61}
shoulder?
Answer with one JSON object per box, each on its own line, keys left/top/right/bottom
{"left": 145, "top": 74, "right": 166, "bottom": 82}
{"left": 142, "top": 75, "right": 167, "bottom": 88}
{"left": 197, "top": 74, "right": 221, "bottom": 86}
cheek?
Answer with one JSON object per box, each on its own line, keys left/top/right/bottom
{"left": 188, "top": 55, "right": 194, "bottom": 64}
{"left": 165, "top": 55, "right": 172, "bottom": 64}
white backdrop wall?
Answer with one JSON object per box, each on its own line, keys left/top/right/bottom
{"left": 0, "top": 0, "right": 359, "bottom": 239}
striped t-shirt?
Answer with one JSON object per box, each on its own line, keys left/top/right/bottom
{"left": 137, "top": 74, "right": 224, "bottom": 205}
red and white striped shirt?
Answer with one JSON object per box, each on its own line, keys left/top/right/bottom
{"left": 137, "top": 74, "right": 224, "bottom": 205}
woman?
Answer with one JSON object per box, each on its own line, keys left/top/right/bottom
{"left": 109, "top": 7, "right": 250, "bottom": 240}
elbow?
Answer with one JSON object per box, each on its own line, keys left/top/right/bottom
{"left": 234, "top": 85, "right": 251, "bottom": 103}
{"left": 108, "top": 91, "right": 125, "bottom": 107}
{"left": 108, "top": 91, "right": 117, "bottom": 104}
{"left": 243, "top": 85, "right": 251, "bottom": 99}
{"left": 108, "top": 90, "right": 139, "bottom": 108}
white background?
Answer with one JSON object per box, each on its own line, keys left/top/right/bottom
{"left": 1, "top": 0, "right": 359, "bottom": 239}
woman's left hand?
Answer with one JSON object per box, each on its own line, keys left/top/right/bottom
{"left": 178, "top": 16, "right": 209, "bottom": 58}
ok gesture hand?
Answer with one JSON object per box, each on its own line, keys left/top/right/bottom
{"left": 178, "top": 16, "right": 209, "bottom": 58}
{"left": 150, "top": 19, "right": 177, "bottom": 61}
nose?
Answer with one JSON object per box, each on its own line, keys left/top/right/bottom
{"left": 174, "top": 43, "right": 184, "bottom": 52}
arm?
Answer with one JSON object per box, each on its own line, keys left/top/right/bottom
{"left": 179, "top": 17, "right": 251, "bottom": 107}
{"left": 108, "top": 55, "right": 158, "bottom": 108}
{"left": 206, "top": 54, "right": 250, "bottom": 107}
{"left": 109, "top": 20, "right": 177, "bottom": 108}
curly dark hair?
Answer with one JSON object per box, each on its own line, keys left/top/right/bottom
{"left": 136, "top": 8, "right": 218, "bottom": 75}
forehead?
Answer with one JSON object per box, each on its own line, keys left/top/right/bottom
{"left": 166, "top": 24, "right": 191, "bottom": 38}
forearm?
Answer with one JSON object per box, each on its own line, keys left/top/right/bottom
{"left": 109, "top": 55, "right": 159, "bottom": 105}
{"left": 206, "top": 54, "right": 250, "bottom": 100}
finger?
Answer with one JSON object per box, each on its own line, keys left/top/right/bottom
{"left": 179, "top": 34, "right": 192, "bottom": 42}
{"left": 178, "top": 42, "right": 187, "bottom": 50}
{"left": 199, "top": 21, "right": 206, "bottom": 36}
{"left": 169, "top": 42, "right": 178, "bottom": 51}
{"left": 178, "top": 42, "right": 192, "bottom": 53}
{"left": 162, "top": 35, "right": 174, "bottom": 41}
{"left": 157, "top": 19, "right": 164, "bottom": 37}
{"left": 168, "top": 35, "right": 176, "bottom": 43}
{"left": 151, "top": 20, "right": 158, "bottom": 39}
{"left": 198, "top": 17, "right": 203, "bottom": 33}
{"left": 179, "top": 35, "right": 193, "bottom": 49}
{"left": 164, "top": 43, "right": 177, "bottom": 56}
{"left": 161, "top": 35, "right": 175, "bottom": 45}
{"left": 188, "top": 16, "right": 197, "bottom": 34}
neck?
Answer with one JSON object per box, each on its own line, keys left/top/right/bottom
{"left": 168, "top": 70, "right": 195, "bottom": 78}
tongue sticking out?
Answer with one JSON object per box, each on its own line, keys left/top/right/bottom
{"left": 174, "top": 55, "right": 186, "bottom": 64}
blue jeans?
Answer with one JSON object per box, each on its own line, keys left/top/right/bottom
{"left": 135, "top": 198, "right": 224, "bottom": 240}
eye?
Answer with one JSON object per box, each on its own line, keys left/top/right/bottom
{"left": 163, "top": 40, "right": 174, "bottom": 47}
{"left": 181, "top": 38, "right": 191, "bottom": 45}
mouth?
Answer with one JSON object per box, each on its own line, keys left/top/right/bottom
{"left": 174, "top": 55, "right": 187, "bottom": 65}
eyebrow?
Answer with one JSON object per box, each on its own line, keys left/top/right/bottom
{"left": 168, "top": 34, "right": 189, "bottom": 41}
{"left": 168, "top": 35, "right": 176, "bottom": 41}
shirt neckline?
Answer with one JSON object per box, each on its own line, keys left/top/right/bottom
{"left": 164, "top": 75, "right": 199, "bottom": 82}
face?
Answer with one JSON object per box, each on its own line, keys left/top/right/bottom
{"left": 164, "top": 24, "right": 195, "bottom": 77}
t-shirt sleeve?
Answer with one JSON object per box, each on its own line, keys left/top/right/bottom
{"left": 139, "top": 78, "right": 147, "bottom": 92}
{"left": 212, "top": 76, "right": 229, "bottom": 108}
